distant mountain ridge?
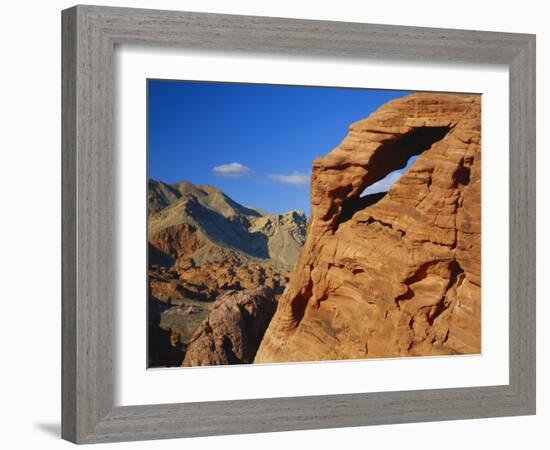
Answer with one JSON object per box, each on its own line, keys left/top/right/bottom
{"left": 148, "top": 179, "right": 307, "bottom": 270}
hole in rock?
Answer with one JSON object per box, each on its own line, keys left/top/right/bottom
{"left": 339, "top": 192, "right": 387, "bottom": 224}
{"left": 338, "top": 126, "right": 449, "bottom": 225}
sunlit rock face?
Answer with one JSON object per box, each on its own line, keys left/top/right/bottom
{"left": 255, "top": 93, "right": 481, "bottom": 363}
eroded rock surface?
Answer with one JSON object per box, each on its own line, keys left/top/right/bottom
{"left": 183, "top": 287, "right": 277, "bottom": 366}
{"left": 255, "top": 93, "right": 481, "bottom": 363}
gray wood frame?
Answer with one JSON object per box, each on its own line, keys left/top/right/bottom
{"left": 62, "top": 4, "right": 536, "bottom": 444}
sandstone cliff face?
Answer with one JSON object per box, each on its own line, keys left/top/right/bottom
{"left": 255, "top": 93, "right": 481, "bottom": 363}
{"left": 183, "top": 287, "right": 277, "bottom": 366}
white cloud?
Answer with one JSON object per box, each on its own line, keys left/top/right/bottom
{"left": 212, "top": 162, "right": 251, "bottom": 177}
{"left": 268, "top": 172, "right": 310, "bottom": 186}
{"left": 361, "top": 171, "right": 403, "bottom": 196}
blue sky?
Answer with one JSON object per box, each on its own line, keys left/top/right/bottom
{"left": 148, "top": 80, "right": 413, "bottom": 216}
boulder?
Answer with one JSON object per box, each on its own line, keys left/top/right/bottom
{"left": 183, "top": 287, "right": 277, "bottom": 366}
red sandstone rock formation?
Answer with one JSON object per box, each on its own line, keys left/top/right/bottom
{"left": 183, "top": 287, "right": 277, "bottom": 366}
{"left": 255, "top": 93, "right": 481, "bottom": 363}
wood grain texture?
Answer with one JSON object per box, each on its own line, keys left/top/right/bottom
{"left": 61, "top": 7, "right": 77, "bottom": 443}
{"left": 61, "top": 4, "right": 536, "bottom": 444}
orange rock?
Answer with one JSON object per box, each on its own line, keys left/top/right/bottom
{"left": 255, "top": 93, "right": 481, "bottom": 363}
{"left": 183, "top": 287, "right": 277, "bottom": 366}
{"left": 149, "top": 223, "right": 205, "bottom": 264}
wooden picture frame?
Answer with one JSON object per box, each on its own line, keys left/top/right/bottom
{"left": 61, "top": 5, "right": 536, "bottom": 444}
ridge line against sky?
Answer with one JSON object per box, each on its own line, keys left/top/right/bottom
{"left": 148, "top": 80, "right": 413, "bottom": 215}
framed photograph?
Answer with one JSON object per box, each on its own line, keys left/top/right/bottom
{"left": 62, "top": 5, "right": 536, "bottom": 444}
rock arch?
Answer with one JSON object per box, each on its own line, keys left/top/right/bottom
{"left": 255, "top": 93, "right": 481, "bottom": 363}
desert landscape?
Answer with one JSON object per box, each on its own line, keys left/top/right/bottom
{"left": 148, "top": 88, "right": 481, "bottom": 367}
{"left": 147, "top": 180, "right": 307, "bottom": 366}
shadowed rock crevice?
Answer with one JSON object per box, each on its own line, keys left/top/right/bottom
{"left": 148, "top": 299, "right": 185, "bottom": 367}
{"left": 339, "top": 192, "right": 387, "bottom": 224}
{"left": 454, "top": 162, "right": 471, "bottom": 186}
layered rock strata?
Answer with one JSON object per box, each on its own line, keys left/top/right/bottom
{"left": 255, "top": 93, "right": 481, "bottom": 363}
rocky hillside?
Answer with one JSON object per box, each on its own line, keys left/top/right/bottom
{"left": 255, "top": 93, "right": 481, "bottom": 363}
{"left": 148, "top": 180, "right": 306, "bottom": 271}
{"left": 147, "top": 180, "right": 307, "bottom": 367}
